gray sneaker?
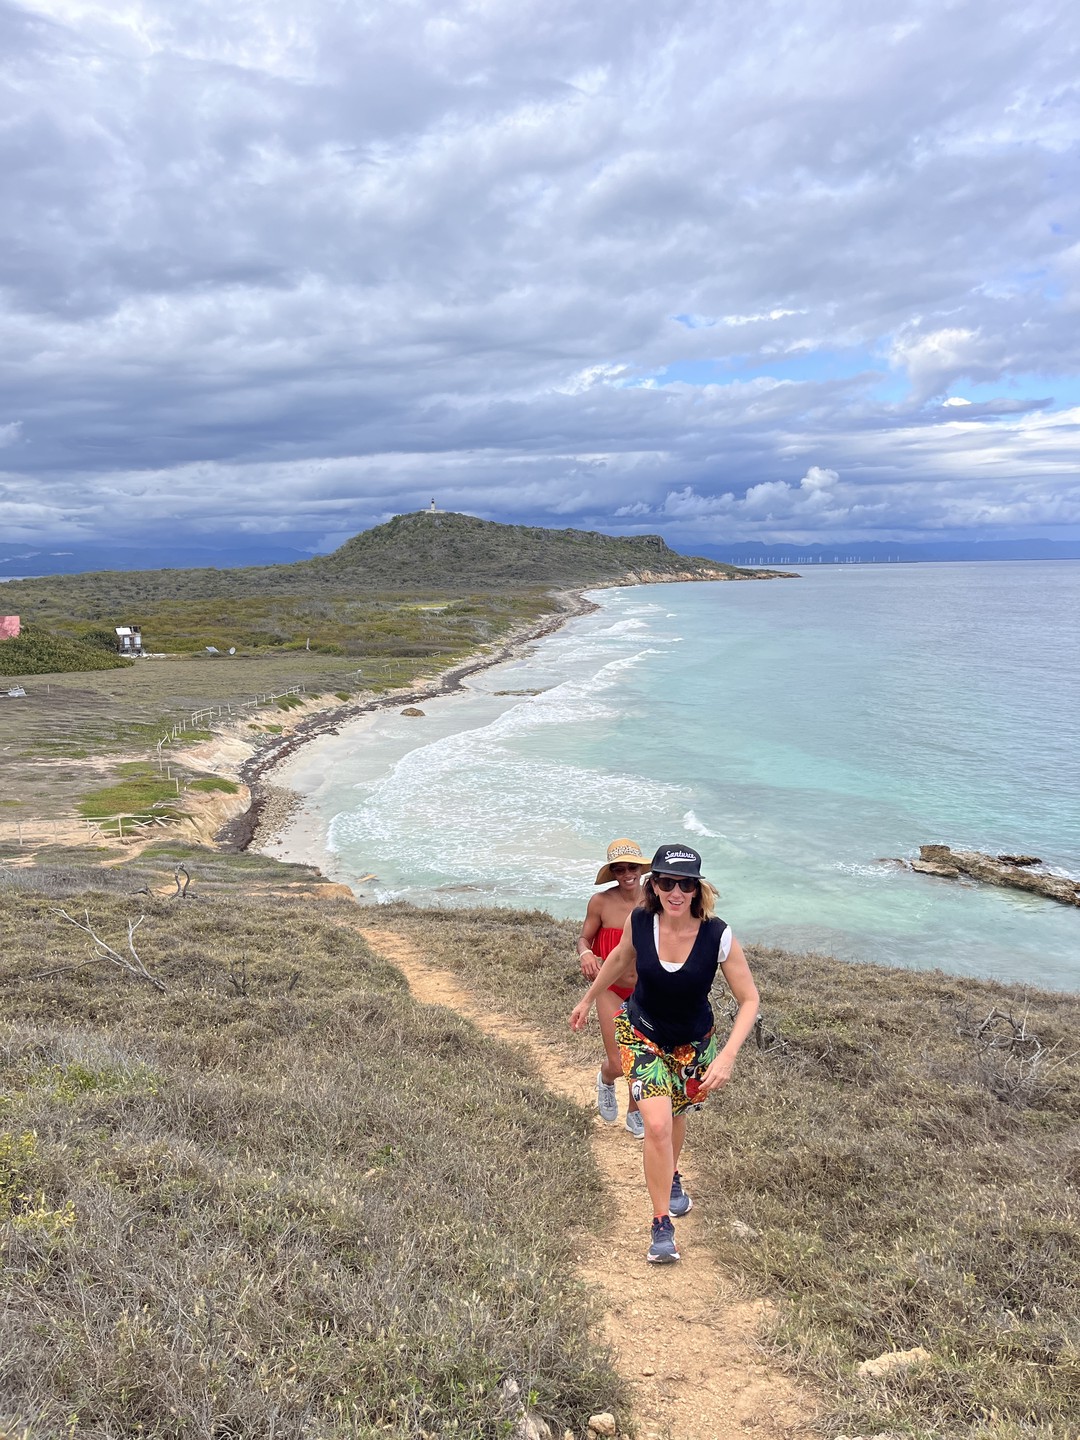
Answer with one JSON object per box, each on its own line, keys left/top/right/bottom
{"left": 647, "top": 1215, "right": 679, "bottom": 1264}
{"left": 669, "top": 1170, "right": 693, "bottom": 1218}
{"left": 624, "top": 1109, "right": 645, "bottom": 1139}
{"left": 596, "top": 1069, "right": 619, "bottom": 1123}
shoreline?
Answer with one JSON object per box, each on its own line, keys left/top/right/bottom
{"left": 214, "top": 587, "right": 599, "bottom": 856}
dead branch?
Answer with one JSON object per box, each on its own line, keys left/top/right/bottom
{"left": 28, "top": 958, "right": 101, "bottom": 982}
{"left": 171, "top": 864, "right": 191, "bottom": 900}
{"left": 226, "top": 955, "right": 249, "bottom": 997}
{"left": 52, "top": 908, "right": 167, "bottom": 994}
{"left": 962, "top": 1005, "right": 1073, "bottom": 1106}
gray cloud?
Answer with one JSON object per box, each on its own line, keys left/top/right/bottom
{"left": 2, "top": 0, "right": 1080, "bottom": 551}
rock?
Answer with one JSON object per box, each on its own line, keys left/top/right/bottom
{"left": 856, "top": 1345, "right": 932, "bottom": 1379}
{"left": 910, "top": 856, "right": 960, "bottom": 878}
{"left": 910, "top": 846, "right": 1080, "bottom": 907}
{"left": 400, "top": 706, "right": 426, "bottom": 717}
{"left": 729, "top": 1218, "right": 761, "bottom": 1241}
{"left": 499, "top": 1378, "right": 522, "bottom": 1408}
{"left": 513, "top": 1415, "right": 552, "bottom": 1440}
{"left": 587, "top": 1415, "right": 617, "bottom": 1437}
{"left": 498, "top": 1376, "right": 552, "bottom": 1440}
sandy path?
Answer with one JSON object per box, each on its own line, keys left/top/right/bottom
{"left": 360, "top": 927, "right": 818, "bottom": 1440}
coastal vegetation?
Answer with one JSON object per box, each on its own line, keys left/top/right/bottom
{"left": 0, "top": 844, "right": 1077, "bottom": 1438}
{"left": 0, "top": 849, "right": 620, "bottom": 1438}
{"left": 0, "top": 622, "right": 131, "bottom": 676}
{"left": 0, "top": 513, "right": 754, "bottom": 665}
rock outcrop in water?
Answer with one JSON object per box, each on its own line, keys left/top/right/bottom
{"left": 909, "top": 845, "right": 1080, "bottom": 908}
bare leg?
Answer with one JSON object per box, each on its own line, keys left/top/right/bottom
{"left": 636, "top": 1095, "right": 676, "bottom": 1215}
{"left": 671, "top": 1110, "right": 687, "bottom": 1171}
{"left": 596, "top": 989, "right": 639, "bottom": 1112}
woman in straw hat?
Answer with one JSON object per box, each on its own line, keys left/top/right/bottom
{"left": 576, "top": 839, "right": 652, "bottom": 1137}
{"left": 570, "top": 843, "right": 760, "bottom": 1264}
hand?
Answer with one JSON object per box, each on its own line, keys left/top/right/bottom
{"left": 569, "top": 998, "right": 592, "bottom": 1031}
{"left": 697, "top": 1051, "right": 736, "bottom": 1095}
{"left": 579, "top": 950, "right": 600, "bottom": 980}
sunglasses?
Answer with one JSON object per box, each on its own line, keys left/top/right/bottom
{"left": 653, "top": 875, "right": 698, "bottom": 893}
{"left": 610, "top": 863, "right": 641, "bottom": 876}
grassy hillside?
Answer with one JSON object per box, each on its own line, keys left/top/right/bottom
{"left": 0, "top": 849, "right": 622, "bottom": 1438}
{"left": 380, "top": 902, "right": 1080, "bottom": 1440}
{"left": 2, "top": 847, "right": 1077, "bottom": 1438}
{"left": 0, "top": 511, "right": 754, "bottom": 631}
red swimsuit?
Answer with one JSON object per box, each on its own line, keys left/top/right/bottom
{"left": 593, "top": 925, "right": 633, "bottom": 1001}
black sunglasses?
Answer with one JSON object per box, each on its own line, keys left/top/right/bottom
{"left": 653, "top": 875, "right": 698, "bottom": 893}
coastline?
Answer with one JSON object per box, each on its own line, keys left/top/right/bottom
{"left": 214, "top": 587, "right": 599, "bottom": 858}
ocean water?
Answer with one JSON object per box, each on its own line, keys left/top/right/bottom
{"left": 276, "top": 563, "right": 1080, "bottom": 991}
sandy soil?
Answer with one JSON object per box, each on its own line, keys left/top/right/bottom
{"left": 360, "top": 926, "right": 819, "bottom": 1440}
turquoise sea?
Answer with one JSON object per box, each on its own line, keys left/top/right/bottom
{"left": 276, "top": 562, "right": 1080, "bottom": 991}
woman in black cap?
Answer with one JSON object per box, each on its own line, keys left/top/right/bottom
{"left": 569, "top": 843, "right": 760, "bottom": 1264}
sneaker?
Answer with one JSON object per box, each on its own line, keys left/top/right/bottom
{"left": 624, "top": 1109, "right": 645, "bottom": 1139}
{"left": 646, "top": 1214, "right": 679, "bottom": 1264}
{"left": 669, "top": 1170, "right": 693, "bottom": 1218}
{"left": 596, "top": 1069, "right": 619, "bottom": 1123}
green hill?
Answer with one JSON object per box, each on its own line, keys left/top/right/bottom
{"left": 0, "top": 513, "right": 774, "bottom": 667}
{"left": 0, "top": 512, "right": 760, "bottom": 619}
{"left": 308, "top": 510, "right": 747, "bottom": 587}
{"left": 1, "top": 512, "right": 749, "bottom": 613}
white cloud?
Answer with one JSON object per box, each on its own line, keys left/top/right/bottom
{"left": 2, "top": 0, "right": 1080, "bottom": 548}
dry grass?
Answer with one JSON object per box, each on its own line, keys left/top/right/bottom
{"left": 0, "top": 860, "right": 622, "bottom": 1439}
{"left": 377, "top": 903, "right": 1080, "bottom": 1440}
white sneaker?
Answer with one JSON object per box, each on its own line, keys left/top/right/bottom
{"left": 624, "top": 1110, "right": 645, "bottom": 1139}
{"left": 596, "top": 1069, "right": 619, "bottom": 1123}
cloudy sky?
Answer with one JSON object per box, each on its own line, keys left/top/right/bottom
{"left": 2, "top": 0, "right": 1080, "bottom": 557}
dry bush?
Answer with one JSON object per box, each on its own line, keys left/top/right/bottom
{"left": 0, "top": 879, "right": 621, "bottom": 1439}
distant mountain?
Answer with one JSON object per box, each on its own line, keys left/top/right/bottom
{"left": 694, "top": 538, "right": 1080, "bottom": 565}
{"left": 0, "top": 538, "right": 321, "bottom": 579}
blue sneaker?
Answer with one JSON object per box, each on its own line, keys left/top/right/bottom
{"left": 669, "top": 1171, "right": 693, "bottom": 1218}
{"left": 647, "top": 1215, "right": 679, "bottom": 1264}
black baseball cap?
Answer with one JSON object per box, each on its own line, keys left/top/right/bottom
{"left": 650, "top": 844, "right": 704, "bottom": 880}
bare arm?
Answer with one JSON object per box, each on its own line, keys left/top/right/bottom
{"left": 576, "top": 894, "right": 606, "bottom": 980}
{"left": 570, "top": 927, "right": 636, "bottom": 1031}
{"left": 698, "top": 935, "right": 759, "bottom": 1094}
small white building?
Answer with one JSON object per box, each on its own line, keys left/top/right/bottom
{"left": 115, "top": 624, "right": 143, "bottom": 656}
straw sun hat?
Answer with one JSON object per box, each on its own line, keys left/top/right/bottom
{"left": 594, "top": 838, "right": 651, "bottom": 886}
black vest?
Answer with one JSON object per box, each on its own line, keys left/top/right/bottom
{"left": 625, "top": 906, "right": 728, "bottom": 1050}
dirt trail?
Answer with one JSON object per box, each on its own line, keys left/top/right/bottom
{"left": 360, "top": 927, "right": 818, "bottom": 1440}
